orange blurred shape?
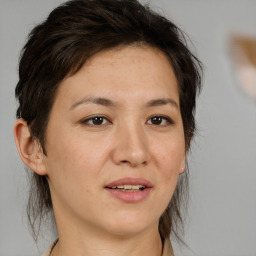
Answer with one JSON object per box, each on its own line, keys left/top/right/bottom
{"left": 230, "top": 35, "right": 256, "bottom": 100}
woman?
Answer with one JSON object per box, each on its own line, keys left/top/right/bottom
{"left": 14, "top": 0, "right": 201, "bottom": 255}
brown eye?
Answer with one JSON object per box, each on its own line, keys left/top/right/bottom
{"left": 151, "top": 117, "right": 162, "bottom": 125}
{"left": 147, "top": 116, "right": 173, "bottom": 126}
{"left": 82, "top": 116, "right": 110, "bottom": 126}
{"left": 90, "top": 117, "right": 105, "bottom": 125}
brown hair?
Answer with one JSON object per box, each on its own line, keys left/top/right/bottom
{"left": 15, "top": 0, "right": 202, "bottom": 242}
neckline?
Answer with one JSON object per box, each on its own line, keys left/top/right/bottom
{"left": 44, "top": 238, "right": 174, "bottom": 256}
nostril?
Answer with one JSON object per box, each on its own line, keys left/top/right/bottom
{"left": 119, "top": 159, "right": 147, "bottom": 167}
{"left": 112, "top": 140, "right": 149, "bottom": 167}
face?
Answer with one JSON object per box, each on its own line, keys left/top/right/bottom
{"left": 42, "top": 45, "right": 186, "bottom": 237}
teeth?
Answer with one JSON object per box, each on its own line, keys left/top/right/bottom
{"left": 111, "top": 185, "right": 145, "bottom": 190}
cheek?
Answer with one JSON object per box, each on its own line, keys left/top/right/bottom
{"left": 45, "top": 133, "right": 105, "bottom": 199}
{"left": 45, "top": 137, "right": 102, "bottom": 216}
{"left": 151, "top": 134, "right": 185, "bottom": 193}
{"left": 154, "top": 136, "right": 185, "bottom": 170}
{"left": 47, "top": 130, "right": 105, "bottom": 171}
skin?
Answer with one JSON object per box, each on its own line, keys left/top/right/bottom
{"left": 14, "top": 45, "right": 186, "bottom": 256}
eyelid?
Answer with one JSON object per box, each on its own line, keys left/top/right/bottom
{"left": 79, "top": 114, "right": 174, "bottom": 126}
{"left": 80, "top": 115, "right": 112, "bottom": 126}
{"left": 146, "top": 115, "right": 174, "bottom": 125}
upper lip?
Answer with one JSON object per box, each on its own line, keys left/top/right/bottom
{"left": 105, "top": 177, "right": 153, "bottom": 188}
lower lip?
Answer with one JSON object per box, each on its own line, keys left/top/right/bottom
{"left": 105, "top": 188, "right": 152, "bottom": 203}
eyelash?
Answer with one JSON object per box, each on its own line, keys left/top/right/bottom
{"left": 81, "top": 115, "right": 174, "bottom": 127}
{"left": 146, "top": 115, "right": 174, "bottom": 126}
{"left": 81, "top": 116, "right": 111, "bottom": 126}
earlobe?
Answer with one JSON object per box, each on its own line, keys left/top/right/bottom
{"left": 179, "top": 157, "right": 186, "bottom": 174}
{"left": 14, "top": 119, "right": 47, "bottom": 175}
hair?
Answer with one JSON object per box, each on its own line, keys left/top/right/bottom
{"left": 15, "top": 0, "right": 202, "bottom": 243}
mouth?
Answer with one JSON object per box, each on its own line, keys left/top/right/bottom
{"left": 105, "top": 177, "right": 153, "bottom": 203}
{"left": 108, "top": 184, "right": 146, "bottom": 192}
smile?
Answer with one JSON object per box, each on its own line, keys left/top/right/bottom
{"left": 105, "top": 178, "right": 152, "bottom": 203}
{"left": 110, "top": 185, "right": 146, "bottom": 191}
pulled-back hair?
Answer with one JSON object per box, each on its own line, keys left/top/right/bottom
{"left": 15, "top": 0, "right": 202, "bottom": 242}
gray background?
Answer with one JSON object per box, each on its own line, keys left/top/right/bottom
{"left": 1, "top": 0, "right": 256, "bottom": 255}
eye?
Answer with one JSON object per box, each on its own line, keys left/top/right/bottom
{"left": 81, "top": 116, "right": 110, "bottom": 126}
{"left": 147, "top": 116, "right": 173, "bottom": 126}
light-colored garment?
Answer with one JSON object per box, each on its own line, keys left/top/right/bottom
{"left": 42, "top": 238, "right": 174, "bottom": 256}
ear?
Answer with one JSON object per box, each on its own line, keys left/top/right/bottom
{"left": 14, "top": 118, "right": 48, "bottom": 175}
{"left": 178, "top": 156, "right": 186, "bottom": 174}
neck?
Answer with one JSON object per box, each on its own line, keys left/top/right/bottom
{"left": 50, "top": 190, "right": 164, "bottom": 256}
{"left": 51, "top": 220, "right": 163, "bottom": 256}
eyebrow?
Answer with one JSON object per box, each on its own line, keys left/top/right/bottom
{"left": 70, "top": 97, "right": 179, "bottom": 110}
{"left": 145, "top": 98, "right": 179, "bottom": 109}
{"left": 70, "top": 97, "right": 116, "bottom": 110}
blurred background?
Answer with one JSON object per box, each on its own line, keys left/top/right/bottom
{"left": 1, "top": 0, "right": 255, "bottom": 255}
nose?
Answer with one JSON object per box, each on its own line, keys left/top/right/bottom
{"left": 111, "top": 123, "right": 150, "bottom": 167}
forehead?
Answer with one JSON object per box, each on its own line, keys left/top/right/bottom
{"left": 54, "top": 45, "right": 179, "bottom": 108}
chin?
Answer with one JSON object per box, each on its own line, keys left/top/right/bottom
{"left": 102, "top": 211, "right": 159, "bottom": 237}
